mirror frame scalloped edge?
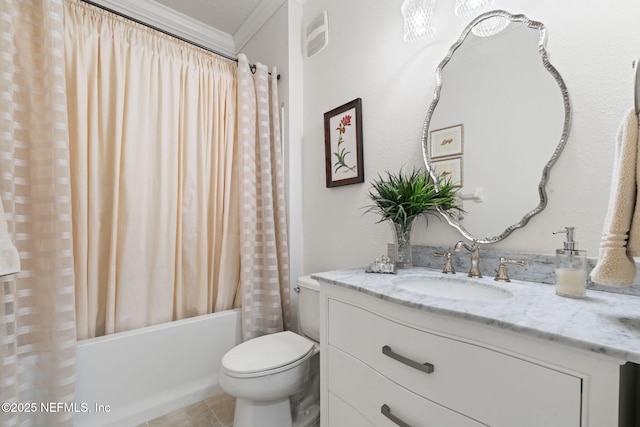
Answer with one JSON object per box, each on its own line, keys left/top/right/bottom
{"left": 422, "top": 9, "right": 572, "bottom": 244}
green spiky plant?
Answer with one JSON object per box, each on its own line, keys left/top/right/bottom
{"left": 364, "top": 167, "right": 463, "bottom": 233}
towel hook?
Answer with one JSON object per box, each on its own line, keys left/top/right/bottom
{"left": 634, "top": 59, "right": 640, "bottom": 114}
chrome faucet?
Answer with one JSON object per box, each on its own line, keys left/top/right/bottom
{"left": 494, "top": 257, "right": 526, "bottom": 282}
{"left": 454, "top": 241, "right": 482, "bottom": 278}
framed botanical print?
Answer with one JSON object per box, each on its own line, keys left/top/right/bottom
{"left": 324, "top": 98, "right": 364, "bottom": 188}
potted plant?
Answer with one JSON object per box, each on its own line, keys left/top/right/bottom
{"left": 365, "top": 167, "right": 462, "bottom": 269}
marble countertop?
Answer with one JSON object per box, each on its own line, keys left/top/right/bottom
{"left": 312, "top": 267, "right": 640, "bottom": 364}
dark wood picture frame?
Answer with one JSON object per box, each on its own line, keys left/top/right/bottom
{"left": 323, "top": 98, "right": 364, "bottom": 188}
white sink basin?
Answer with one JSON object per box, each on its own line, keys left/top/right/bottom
{"left": 393, "top": 276, "right": 512, "bottom": 301}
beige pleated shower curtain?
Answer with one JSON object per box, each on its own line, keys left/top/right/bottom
{"left": 0, "top": 0, "right": 77, "bottom": 425}
{"left": 63, "top": 0, "right": 242, "bottom": 339}
{"left": 63, "top": 0, "right": 290, "bottom": 341}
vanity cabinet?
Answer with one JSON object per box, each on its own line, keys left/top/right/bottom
{"left": 320, "top": 282, "right": 627, "bottom": 427}
{"left": 328, "top": 298, "right": 580, "bottom": 426}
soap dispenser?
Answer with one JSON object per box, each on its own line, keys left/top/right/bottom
{"left": 553, "top": 227, "right": 587, "bottom": 298}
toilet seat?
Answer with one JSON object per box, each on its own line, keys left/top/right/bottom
{"left": 221, "top": 331, "right": 315, "bottom": 378}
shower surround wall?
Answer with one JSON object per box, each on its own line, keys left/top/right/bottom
{"left": 74, "top": 309, "right": 242, "bottom": 427}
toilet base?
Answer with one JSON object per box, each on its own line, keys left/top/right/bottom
{"left": 292, "top": 401, "right": 320, "bottom": 427}
{"left": 234, "top": 397, "right": 292, "bottom": 427}
{"left": 232, "top": 397, "right": 320, "bottom": 427}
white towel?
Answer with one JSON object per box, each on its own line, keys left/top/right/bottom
{"left": 591, "top": 108, "right": 640, "bottom": 287}
{"left": 0, "top": 198, "right": 19, "bottom": 277}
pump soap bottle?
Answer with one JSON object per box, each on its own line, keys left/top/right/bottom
{"left": 553, "top": 227, "right": 587, "bottom": 298}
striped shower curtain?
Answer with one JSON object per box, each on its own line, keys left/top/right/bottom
{"left": 0, "top": 0, "right": 77, "bottom": 425}
{"left": 237, "top": 54, "right": 291, "bottom": 340}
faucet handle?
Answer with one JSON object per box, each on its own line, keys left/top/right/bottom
{"left": 494, "top": 257, "right": 525, "bottom": 282}
{"left": 433, "top": 252, "right": 456, "bottom": 274}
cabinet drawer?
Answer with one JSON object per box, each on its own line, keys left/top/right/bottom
{"left": 328, "top": 299, "right": 581, "bottom": 427}
{"left": 329, "top": 345, "right": 486, "bottom": 427}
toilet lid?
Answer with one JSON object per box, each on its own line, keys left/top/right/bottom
{"left": 222, "top": 331, "right": 314, "bottom": 375}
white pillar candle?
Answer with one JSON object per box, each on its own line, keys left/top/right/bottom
{"left": 555, "top": 268, "right": 586, "bottom": 298}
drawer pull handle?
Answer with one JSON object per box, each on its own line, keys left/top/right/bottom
{"left": 382, "top": 345, "right": 434, "bottom": 374}
{"left": 381, "top": 404, "right": 412, "bottom": 427}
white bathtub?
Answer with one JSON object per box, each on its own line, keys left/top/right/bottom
{"left": 74, "top": 309, "right": 242, "bottom": 427}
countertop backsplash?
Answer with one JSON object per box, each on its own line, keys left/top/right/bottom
{"left": 390, "top": 244, "right": 640, "bottom": 297}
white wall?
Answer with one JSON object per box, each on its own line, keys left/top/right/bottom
{"left": 300, "top": 0, "right": 640, "bottom": 274}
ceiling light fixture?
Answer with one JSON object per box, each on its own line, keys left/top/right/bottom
{"left": 454, "top": 0, "right": 494, "bottom": 17}
{"left": 454, "top": 0, "right": 507, "bottom": 37}
{"left": 401, "top": 0, "right": 436, "bottom": 43}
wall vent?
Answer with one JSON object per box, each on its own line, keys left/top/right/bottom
{"left": 305, "top": 11, "right": 328, "bottom": 59}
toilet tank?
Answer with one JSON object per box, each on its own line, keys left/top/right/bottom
{"left": 297, "top": 276, "right": 320, "bottom": 342}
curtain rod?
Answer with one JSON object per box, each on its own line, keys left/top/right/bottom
{"left": 80, "top": 0, "right": 280, "bottom": 80}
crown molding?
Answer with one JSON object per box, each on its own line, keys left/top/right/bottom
{"left": 234, "top": 0, "right": 287, "bottom": 52}
{"left": 85, "top": 0, "right": 237, "bottom": 58}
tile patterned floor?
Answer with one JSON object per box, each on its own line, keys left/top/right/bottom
{"left": 137, "top": 392, "right": 235, "bottom": 427}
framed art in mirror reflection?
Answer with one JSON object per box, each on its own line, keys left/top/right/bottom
{"left": 430, "top": 124, "right": 463, "bottom": 159}
{"left": 432, "top": 156, "right": 462, "bottom": 186}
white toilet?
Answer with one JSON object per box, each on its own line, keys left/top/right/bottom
{"left": 219, "top": 276, "right": 320, "bottom": 427}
